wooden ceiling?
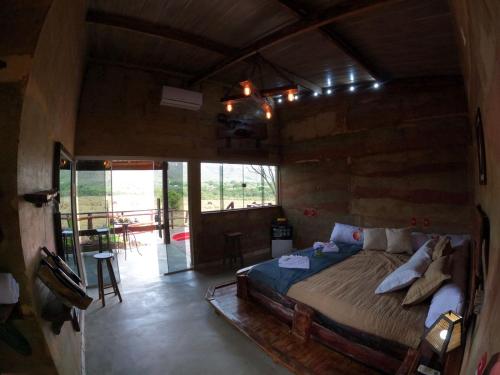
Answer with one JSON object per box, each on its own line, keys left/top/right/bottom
{"left": 86, "top": 0, "right": 461, "bottom": 92}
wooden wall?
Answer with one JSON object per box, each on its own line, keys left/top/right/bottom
{"left": 278, "top": 77, "right": 472, "bottom": 248}
{"left": 198, "top": 206, "right": 281, "bottom": 264}
{"left": 0, "top": 0, "right": 87, "bottom": 373}
{"left": 76, "top": 63, "right": 280, "bottom": 163}
{"left": 450, "top": 1, "right": 500, "bottom": 374}
{"left": 76, "top": 64, "right": 281, "bottom": 267}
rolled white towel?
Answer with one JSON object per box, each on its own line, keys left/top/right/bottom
{"left": 313, "top": 241, "right": 339, "bottom": 253}
{"left": 278, "top": 255, "right": 310, "bottom": 269}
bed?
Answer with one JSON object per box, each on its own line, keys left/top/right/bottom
{"left": 235, "top": 206, "right": 488, "bottom": 374}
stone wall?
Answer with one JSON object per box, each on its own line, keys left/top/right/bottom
{"left": 278, "top": 77, "right": 472, "bottom": 248}
{"left": 450, "top": 1, "right": 500, "bottom": 373}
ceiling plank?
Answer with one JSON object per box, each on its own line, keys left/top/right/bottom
{"left": 276, "top": 0, "right": 387, "bottom": 81}
{"left": 86, "top": 10, "right": 237, "bottom": 56}
{"left": 190, "top": 0, "right": 402, "bottom": 85}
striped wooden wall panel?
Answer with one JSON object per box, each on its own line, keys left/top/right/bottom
{"left": 278, "top": 78, "right": 473, "bottom": 248}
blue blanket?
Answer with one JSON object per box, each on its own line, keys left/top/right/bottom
{"left": 247, "top": 242, "right": 362, "bottom": 295}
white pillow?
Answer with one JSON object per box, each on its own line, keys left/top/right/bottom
{"left": 375, "top": 240, "right": 433, "bottom": 294}
{"left": 411, "top": 232, "right": 471, "bottom": 252}
{"left": 424, "top": 244, "right": 468, "bottom": 327}
{"left": 363, "top": 228, "right": 387, "bottom": 250}
{"left": 411, "top": 232, "right": 431, "bottom": 252}
{"left": 0, "top": 273, "right": 20, "bottom": 304}
{"left": 386, "top": 228, "right": 413, "bottom": 254}
{"left": 330, "top": 223, "right": 364, "bottom": 245}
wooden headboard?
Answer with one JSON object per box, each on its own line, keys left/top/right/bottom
{"left": 465, "top": 205, "right": 490, "bottom": 323}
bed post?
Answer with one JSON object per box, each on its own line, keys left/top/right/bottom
{"left": 292, "top": 303, "right": 314, "bottom": 342}
{"left": 237, "top": 274, "right": 249, "bottom": 300}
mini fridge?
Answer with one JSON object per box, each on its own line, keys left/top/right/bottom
{"left": 271, "top": 219, "right": 293, "bottom": 258}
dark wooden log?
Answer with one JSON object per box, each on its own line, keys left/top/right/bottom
{"left": 396, "top": 348, "right": 420, "bottom": 375}
{"left": 236, "top": 274, "right": 249, "bottom": 300}
{"left": 292, "top": 303, "right": 314, "bottom": 342}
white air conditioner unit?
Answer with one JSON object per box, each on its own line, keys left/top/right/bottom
{"left": 160, "top": 86, "right": 203, "bottom": 111}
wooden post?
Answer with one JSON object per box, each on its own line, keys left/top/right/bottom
{"left": 292, "top": 303, "right": 314, "bottom": 342}
{"left": 236, "top": 274, "right": 249, "bottom": 300}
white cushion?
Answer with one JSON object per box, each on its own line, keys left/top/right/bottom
{"left": 411, "top": 232, "right": 431, "bottom": 252}
{"left": 375, "top": 240, "right": 433, "bottom": 294}
{"left": 425, "top": 244, "right": 468, "bottom": 327}
{"left": 330, "top": 223, "right": 364, "bottom": 245}
{"left": 363, "top": 228, "right": 387, "bottom": 250}
{"left": 0, "top": 273, "right": 19, "bottom": 304}
{"left": 411, "top": 232, "right": 471, "bottom": 252}
{"left": 386, "top": 228, "right": 413, "bottom": 254}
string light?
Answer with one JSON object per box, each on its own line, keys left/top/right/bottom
{"left": 373, "top": 82, "right": 380, "bottom": 89}
{"left": 349, "top": 86, "right": 355, "bottom": 92}
{"left": 226, "top": 102, "right": 233, "bottom": 112}
{"left": 266, "top": 110, "right": 272, "bottom": 119}
{"left": 243, "top": 84, "right": 251, "bottom": 96}
{"left": 294, "top": 94, "right": 299, "bottom": 100}
{"left": 287, "top": 91, "right": 295, "bottom": 102}
{"left": 277, "top": 97, "right": 283, "bottom": 103}
{"left": 313, "top": 92, "right": 319, "bottom": 97}
{"left": 326, "top": 89, "right": 332, "bottom": 95}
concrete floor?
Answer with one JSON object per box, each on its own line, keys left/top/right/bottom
{"left": 85, "top": 267, "right": 292, "bottom": 375}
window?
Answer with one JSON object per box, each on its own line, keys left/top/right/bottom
{"left": 201, "top": 163, "right": 278, "bottom": 212}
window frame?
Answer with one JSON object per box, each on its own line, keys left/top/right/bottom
{"left": 200, "top": 161, "right": 279, "bottom": 213}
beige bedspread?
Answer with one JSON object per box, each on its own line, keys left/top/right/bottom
{"left": 287, "top": 250, "right": 428, "bottom": 348}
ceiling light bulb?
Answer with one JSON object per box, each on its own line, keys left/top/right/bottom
{"left": 326, "top": 89, "right": 332, "bottom": 95}
{"left": 373, "top": 82, "right": 380, "bottom": 89}
{"left": 243, "top": 86, "right": 251, "bottom": 96}
{"left": 226, "top": 103, "right": 233, "bottom": 112}
{"left": 287, "top": 92, "right": 295, "bottom": 102}
{"left": 266, "top": 111, "right": 272, "bottom": 120}
{"left": 349, "top": 86, "right": 355, "bottom": 92}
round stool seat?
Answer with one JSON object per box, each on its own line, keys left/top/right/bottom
{"left": 93, "top": 252, "right": 114, "bottom": 260}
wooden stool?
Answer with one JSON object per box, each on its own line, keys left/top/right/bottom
{"left": 94, "top": 253, "right": 122, "bottom": 307}
{"left": 223, "top": 232, "right": 244, "bottom": 267}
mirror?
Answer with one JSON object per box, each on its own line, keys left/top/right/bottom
{"left": 53, "top": 142, "right": 80, "bottom": 276}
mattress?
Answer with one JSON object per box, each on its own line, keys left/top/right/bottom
{"left": 287, "top": 250, "right": 429, "bottom": 348}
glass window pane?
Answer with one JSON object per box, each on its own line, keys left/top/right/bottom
{"left": 201, "top": 163, "right": 221, "bottom": 212}
{"left": 262, "top": 165, "right": 277, "bottom": 206}
{"left": 244, "top": 165, "right": 264, "bottom": 208}
{"left": 223, "top": 164, "right": 244, "bottom": 209}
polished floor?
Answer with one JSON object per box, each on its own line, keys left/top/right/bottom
{"left": 85, "top": 264, "right": 292, "bottom": 375}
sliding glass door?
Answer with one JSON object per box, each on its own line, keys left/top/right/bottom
{"left": 75, "top": 159, "right": 191, "bottom": 285}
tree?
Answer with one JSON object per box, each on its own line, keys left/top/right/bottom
{"left": 247, "top": 165, "right": 276, "bottom": 196}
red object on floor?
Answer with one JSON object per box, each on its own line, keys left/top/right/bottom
{"left": 172, "top": 232, "right": 190, "bottom": 241}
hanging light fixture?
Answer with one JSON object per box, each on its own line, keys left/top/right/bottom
{"left": 241, "top": 80, "right": 252, "bottom": 96}
{"left": 263, "top": 102, "right": 272, "bottom": 120}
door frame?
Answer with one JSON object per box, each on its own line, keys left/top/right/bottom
{"left": 74, "top": 156, "right": 194, "bottom": 274}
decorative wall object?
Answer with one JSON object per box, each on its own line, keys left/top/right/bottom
{"left": 475, "top": 108, "right": 487, "bottom": 185}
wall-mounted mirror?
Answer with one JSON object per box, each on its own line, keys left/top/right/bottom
{"left": 53, "top": 142, "right": 80, "bottom": 276}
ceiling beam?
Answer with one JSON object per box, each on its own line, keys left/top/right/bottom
{"left": 190, "top": 0, "right": 401, "bottom": 85}
{"left": 86, "top": 10, "right": 237, "bottom": 56}
{"left": 276, "top": 0, "right": 387, "bottom": 81}
{"left": 87, "top": 10, "right": 321, "bottom": 92}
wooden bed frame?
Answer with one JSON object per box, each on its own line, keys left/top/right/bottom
{"left": 235, "top": 206, "right": 488, "bottom": 374}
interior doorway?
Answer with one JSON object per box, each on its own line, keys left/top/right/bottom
{"left": 75, "top": 159, "right": 191, "bottom": 287}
